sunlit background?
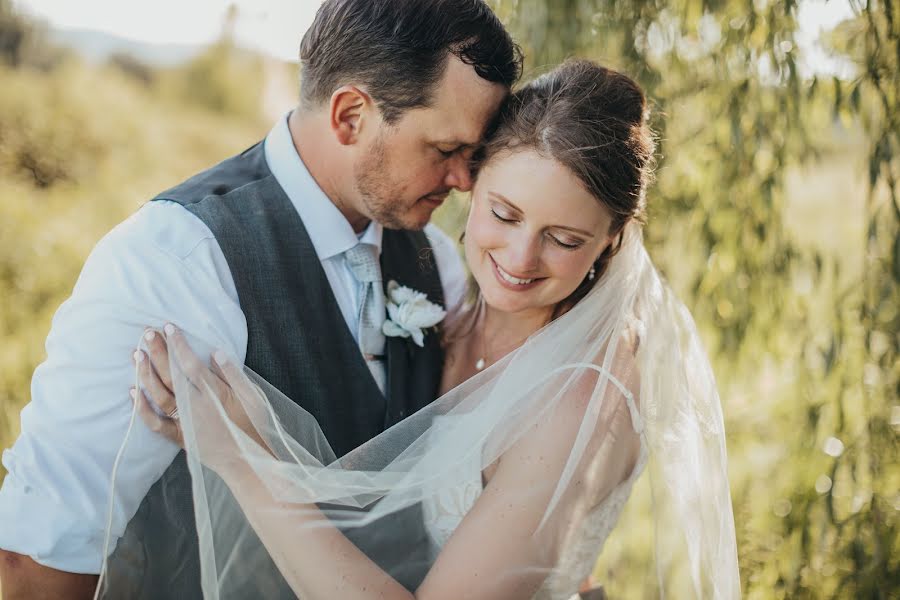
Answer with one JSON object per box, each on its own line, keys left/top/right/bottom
{"left": 0, "top": 0, "right": 897, "bottom": 598}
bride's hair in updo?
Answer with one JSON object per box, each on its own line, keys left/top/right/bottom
{"left": 476, "top": 59, "right": 656, "bottom": 315}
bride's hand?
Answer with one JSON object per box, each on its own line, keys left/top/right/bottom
{"left": 131, "top": 325, "right": 266, "bottom": 454}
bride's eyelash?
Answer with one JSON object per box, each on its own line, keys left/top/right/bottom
{"left": 490, "top": 208, "right": 516, "bottom": 223}
{"left": 550, "top": 237, "right": 582, "bottom": 250}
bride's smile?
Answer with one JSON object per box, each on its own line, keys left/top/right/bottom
{"left": 489, "top": 253, "right": 543, "bottom": 288}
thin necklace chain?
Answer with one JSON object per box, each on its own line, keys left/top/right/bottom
{"left": 474, "top": 304, "right": 540, "bottom": 371}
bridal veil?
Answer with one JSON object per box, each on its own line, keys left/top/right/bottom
{"left": 100, "top": 224, "right": 740, "bottom": 598}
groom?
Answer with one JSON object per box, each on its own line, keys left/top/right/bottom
{"left": 0, "top": 1, "right": 521, "bottom": 597}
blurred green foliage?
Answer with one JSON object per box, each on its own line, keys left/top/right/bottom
{"left": 0, "top": 0, "right": 896, "bottom": 598}
{"left": 487, "top": 0, "right": 898, "bottom": 597}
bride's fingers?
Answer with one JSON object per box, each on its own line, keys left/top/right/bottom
{"left": 143, "top": 328, "right": 173, "bottom": 391}
{"left": 166, "top": 325, "right": 228, "bottom": 396}
{"left": 134, "top": 349, "right": 175, "bottom": 415}
{"left": 131, "top": 387, "right": 183, "bottom": 447}
{"left": 210, "top": 351, "right": 260, "bottom": 407}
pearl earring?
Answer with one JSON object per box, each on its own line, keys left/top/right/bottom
{"left": 588, "top": 265, "right": 596, "bottom": 281}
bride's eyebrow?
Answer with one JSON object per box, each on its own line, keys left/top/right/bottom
{"left": 487, "top": 191, "right": 523, "bottom": 213}
{"left": 488, "top": 191, "right": 595, "bottom": 238}
{"left": 551, "top": 224, "right": 595, "bottom": 238}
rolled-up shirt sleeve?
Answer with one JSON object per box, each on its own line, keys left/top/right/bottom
{"left": 0, "top": 201, "right": 248, "bottom": 573}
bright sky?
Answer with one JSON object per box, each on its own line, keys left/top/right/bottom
{"left": 14, "top": 0, "right": 856, "bottom": 74}
{"left": 12, "top": 0, "right": 325, "bottom": 61}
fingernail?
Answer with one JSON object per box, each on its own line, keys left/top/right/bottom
{"left": 144, "top": 330, "right": 156, "bottom": 342}
{"left": 213, "top": 350, "right": 229, "bottom": 365}
{"left": 134, "top": 350, "right": 144, "bottom": 363}
{"left": 164, "top": 323, "right": 176, "bottom": 336}
{"left": 129, "top": 388, "right": 136, "bottom": 400}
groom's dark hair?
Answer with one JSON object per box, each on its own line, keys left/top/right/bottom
{"left": 299, "top": 0, "right": 522, "bottom": 123}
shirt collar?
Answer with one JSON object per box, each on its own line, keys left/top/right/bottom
{"left": 264, "top": 111, "right": 383, "bottom": 259}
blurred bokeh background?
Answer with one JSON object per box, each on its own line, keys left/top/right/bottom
{"left": 0, "top": 0, "right": 897, "bottom": 597}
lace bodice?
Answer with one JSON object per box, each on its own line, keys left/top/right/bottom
{"left": 421, "top": 397, "right": 648, "bottom": 600}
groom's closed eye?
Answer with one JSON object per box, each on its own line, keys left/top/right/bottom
{"left": 436, "top": 146, "right": 460, "bottom": 158}
{"left": 432, "top": 141, "right": 479, "bottom": 160}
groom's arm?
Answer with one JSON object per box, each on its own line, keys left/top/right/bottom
{"left": 0, "top": 550, "right": 97, "bottom": 600}
{"left": 0, "top": 202, "right": 248, "bottom": 592}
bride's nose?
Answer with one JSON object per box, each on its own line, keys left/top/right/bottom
{"left": 503, "top": 232, "right": 542, "bottom": 274}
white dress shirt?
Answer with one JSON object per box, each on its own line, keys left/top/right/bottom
{"left": 0, "top": 113, "right": 467, "bottom": 573}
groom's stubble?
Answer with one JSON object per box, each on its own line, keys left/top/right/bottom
{"left": 354, "top": 131, "right": 450, "bottom": 232}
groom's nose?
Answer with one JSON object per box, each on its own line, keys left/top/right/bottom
{"left": 443, "top": 154, "right": 472, "bottom": 192}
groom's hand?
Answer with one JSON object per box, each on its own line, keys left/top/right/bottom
{"left": 0, "top": 549, "right": 98, "bottom": 600}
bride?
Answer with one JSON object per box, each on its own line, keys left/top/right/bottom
{"left": 114, "top": 60, "right": 740, "bottom": 599}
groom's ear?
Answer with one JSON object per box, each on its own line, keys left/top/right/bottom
{"left": 329, "top": 85, "right": 374, "bottom": 146}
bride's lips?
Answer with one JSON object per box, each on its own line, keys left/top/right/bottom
{"left": 489, "top": 254, "right": 544, "bottom": 291}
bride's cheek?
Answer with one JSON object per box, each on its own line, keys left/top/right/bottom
{"left": 465, "top": 212, "right": 500, "bottom": 260}
{"left": 547, "top": 255, "right": 586, "bottom": 297}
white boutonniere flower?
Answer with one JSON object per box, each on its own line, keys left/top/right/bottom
{"left": 381, "top": 280, "right": 446, "bottom": 347}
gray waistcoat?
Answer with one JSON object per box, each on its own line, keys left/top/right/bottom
{"left": 104, "top": 142, "right": 445, "bottom": 598}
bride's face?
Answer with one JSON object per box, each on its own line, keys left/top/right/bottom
{"left": 464, "top": 149, "right": 614, "bottom": 316}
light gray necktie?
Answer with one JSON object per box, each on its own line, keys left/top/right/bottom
{"left": 344, "top": 242, "right": 387, "bottom": 393}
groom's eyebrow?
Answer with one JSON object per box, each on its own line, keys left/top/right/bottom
{"left": 435, "top": 139, "right": 480, "bottom": 150}
{"left": 434, "top": 131, "right": 483, "bottom": 146}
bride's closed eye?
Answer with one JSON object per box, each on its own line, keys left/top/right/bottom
{"left": 490, "top": 208, "right": 517, "bottom": 223}
{"left": 549, "top": 236, "right": 583, "bottom": 250}
{"left": 490, "top": 207, "right": 585, "bottom": 250}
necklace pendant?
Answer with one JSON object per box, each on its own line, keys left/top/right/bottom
{"left": 475, "top": 357, "right": 486, "bottom": 370}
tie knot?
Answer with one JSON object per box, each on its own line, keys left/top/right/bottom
{"left": 345, "top": 243, "right": 381, "bottom": 283}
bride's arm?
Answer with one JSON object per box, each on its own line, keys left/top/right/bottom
{"left": 217, "top": 459, "right": 416, "bottom": 599}
{"left": 417, "top": 373, "right": 641, "bottom": 600}
{"left": 136, "top": 328, "right": 641, "bottom": 600}
{"left": 217, "top": 390, "right": 639, "bottom": 600}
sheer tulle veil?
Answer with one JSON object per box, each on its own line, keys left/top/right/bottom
{"left": 99, "top": 224, "right": 740, "bottom": 598}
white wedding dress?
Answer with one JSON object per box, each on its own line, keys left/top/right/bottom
{"left": 422, "top": 394, "right": 649, "bottom": 600}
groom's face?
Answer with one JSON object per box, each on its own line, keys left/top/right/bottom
{"left": 354, "top": 57, "right": 507, "bottom": 230}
